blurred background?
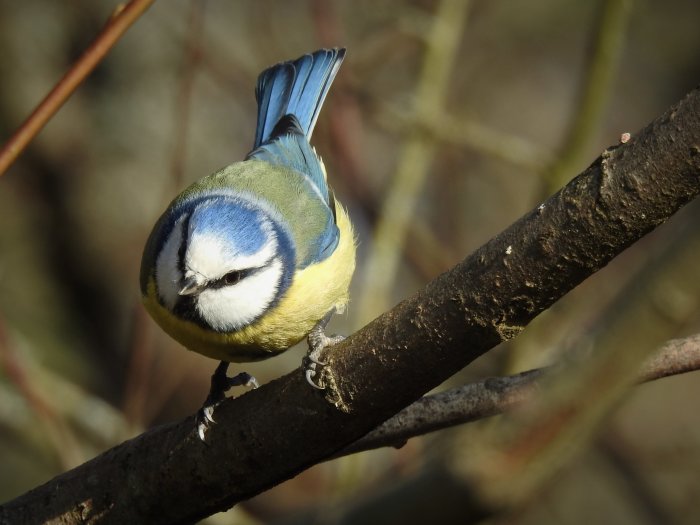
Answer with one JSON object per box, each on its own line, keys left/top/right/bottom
{"left": 1, "top": 0, "right": 700, "bottom": 523}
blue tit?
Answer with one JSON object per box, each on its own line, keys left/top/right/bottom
{"left": 140, "top": 48, "right": 355, "bottom": 439}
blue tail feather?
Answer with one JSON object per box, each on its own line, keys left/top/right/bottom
{"left": 252, "top": 48, "right": 345, "bottom": 149}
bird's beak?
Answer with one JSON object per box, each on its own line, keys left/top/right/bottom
{"left": 179, "top": 274, "right": 205, "bottom": 296}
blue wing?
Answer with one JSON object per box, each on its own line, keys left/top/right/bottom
{"left": 248, "top": 116, "right": 339, "bottom": 266}
{"left": 252, "top": 48, "right": 345, "bottom": 148}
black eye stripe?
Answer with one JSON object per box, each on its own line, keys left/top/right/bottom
{"left": 208, "top": 255, "right": 277, "bottom": 290}
{"left": 208, "top": 267, "right": 254, "bottom": 289}
{"left": 177, "top": 213, "right": 192, "bottom": 276}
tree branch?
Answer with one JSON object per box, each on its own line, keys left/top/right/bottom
{"left": 339, "top": 333, "right": 700, "bottom": 457}
{"left": 0, "top": 0, "right": 155, "bottom": 177}
{"left": 1, "top": 85, "right": 699, "bottom": 525}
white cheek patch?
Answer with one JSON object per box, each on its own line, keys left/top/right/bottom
{"left": 195, "top": 258, "right": 284, "bottom": 331}
{"left": 155, "top": 217, "right": 185, "bottom": 309}
{"left": 185, "top": 222, "right": 278, "bottom": 280}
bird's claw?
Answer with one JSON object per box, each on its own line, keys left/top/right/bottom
{"left": 202, "top": 405, "right": 216, "bottom": 424}
{"left": 305, "top": 311, "right": 346, "bottom": 390}
{"left": 197, "top": 409, "right": 215, "bottom": 441}
{"left": 305, "top": 363, "right": 325, "bottom": 390}
{"left": 196, "top": 362, "right": 258, "bottom": 441}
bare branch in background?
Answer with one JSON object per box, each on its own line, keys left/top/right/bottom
{"left": 0, "top": 0, "right": 155, "bottom": 177}
{"left": 339, "top": 333, "right": 700, "bottom": 457}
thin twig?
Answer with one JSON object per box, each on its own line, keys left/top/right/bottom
{"left": 338, "top": 333, "right": 700, "bottom": 456}
{"left": 377, "top": 103, "right": 553, "bottom": 171}
{"left": 0, "top": 0, "right": 156, "bottom": 177}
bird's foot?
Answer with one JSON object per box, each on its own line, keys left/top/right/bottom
{"left": 196, "top": 361, "right": 258, "bottom": 441}
{"left": 305, "top": 310, "right": 345, "bottom": 390}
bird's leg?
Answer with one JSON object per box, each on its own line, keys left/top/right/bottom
{"left": 305, "top": 308, "right": 346, "bottom": 389}
{"left": 196, "top": 360, "right": 259, "bottom": 441}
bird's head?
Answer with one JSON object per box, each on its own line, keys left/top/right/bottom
{"left": 154, "top": 196, "right": 294, "bottom": 332}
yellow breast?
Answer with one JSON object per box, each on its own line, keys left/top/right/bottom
{"left": 143, "top": 203, "right": 356, "bottom": 362}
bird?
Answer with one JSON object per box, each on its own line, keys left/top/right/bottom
{"left": 139, "top": 48, "right": 355, "bottom": 440}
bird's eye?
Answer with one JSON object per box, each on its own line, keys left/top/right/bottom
{"left": 222, "top": 270, "right": 244, "bottom": 286}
